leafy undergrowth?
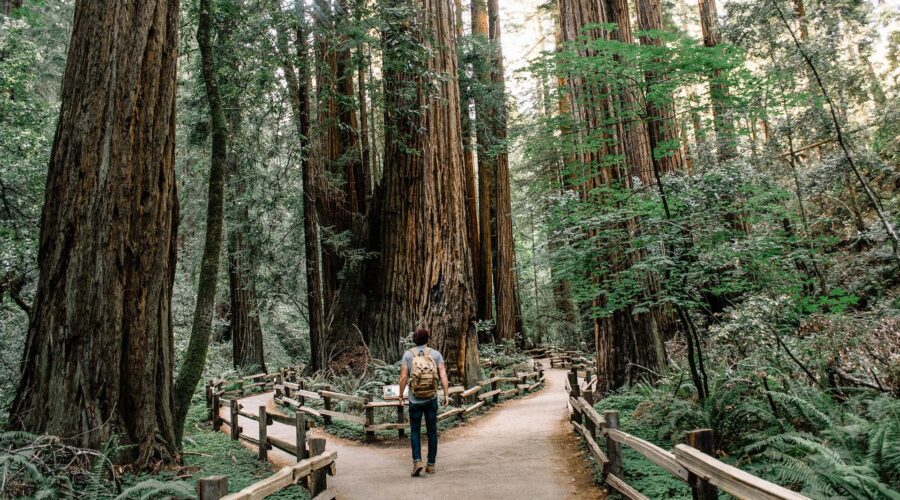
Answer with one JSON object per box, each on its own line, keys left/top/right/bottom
{"left": 590, "top": 393, "right": 693, "bottom": 499}
{"left": 0, "top": 399, "right": 308, "bottom": 499}
{"left": 122, "top": 401, "right": 312, "bottom": 499}
{"left": 589, "top": 372, "right": 900, "bottom": 500}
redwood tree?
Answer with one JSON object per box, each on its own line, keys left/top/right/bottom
{"left": 277, "top": 3, "right": 327, "bottom": 372}
{"left": 697, "top": 0, "right": 736, "bottom": 160}
{"left": 605, "top": 0, "right": 655, "bottom": 185}
{"left": 556, "top": 0, "right": 666, "bottom": 392}
{"left": 471, "top": 0, "right": 494, "bottom": 337}
{"left": 487, "top": 0, "right": 523, "bottom": 343}
{"left": 315, "top": 0, "right": 369, "bottom": 323}
{"left": 368, "top": 0, "right": 480, "bottom": 385}
{"left": 11, "top": 0, "right": 180, "bottom": 466}
{"left": 635, "top": 0, "right": 684, "bottom": 174}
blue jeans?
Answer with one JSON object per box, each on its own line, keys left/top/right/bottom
{"left": 409, "top": 398, "right": 438, "bottom": 464}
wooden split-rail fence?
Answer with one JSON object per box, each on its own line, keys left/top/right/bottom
{"left": 199, "top": 362, "right": 546, "bottom": 497}
{"left": 196, "top": 440, "right": 336, "bottom": 500}
{"left": 565, "top": 368, "right": 811, "bottom": 500}
{"left": 270, "top": 366, "right": 546, "bottom": 440}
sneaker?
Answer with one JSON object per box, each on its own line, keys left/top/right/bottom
{"left": 411, "top": 461, "right": 424, "bottom": 477}
{"left": 426, "top": 464, "right": 435, "bottom": 474}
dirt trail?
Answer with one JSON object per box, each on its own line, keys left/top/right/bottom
{"left": 220, "top": 366, "right": 603, "bottom": 499}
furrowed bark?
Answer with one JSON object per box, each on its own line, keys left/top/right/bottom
{"left": 557, "top": 0, "right": 666, "bottom": 392}
{"left": 11, "top": 0, "right": 180, "bottom": 467}
{"left": 606, "top": 0, "right": 656, "bottom": 185}
{"left": 368, "top": 0, "right": 480, "bottom": 385}
{"left": 697, "top": 0, "right": 736, "bottom": 160}
{"left": 635, "top": 0, "right": 684, "bottom": 174}
{"left": 455, "top": 0, "right": 486, "bottom": 325}
{"left": 472, "top": 0, "right": 495, "bottom": 340}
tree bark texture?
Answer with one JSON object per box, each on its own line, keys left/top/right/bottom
{"left": 369, "top": 0, "right": 480, "bottom": 385}
{"left": 174, "top": 0, "right": 231, "bottom": 441}
{"left": 487, "top": 0, "right": 524, "bottom": 343}
{"left": 635, "top": 0, "right": 684, "bottom": 174}
{"left": 551, "top": 12, "right": 579, "bottom": 330}
{"left": 277, "top": 5, "right": 327, "bottom": 372}
{"left": 455, "top": 0, "right": 486, "bottom": 325}
{"left": 557, "top": 0, "right": 666, "bottom": 393}
{"left": 604, "top": 0, "right": 656, "bottom": 185}
{"left": 315, "top": 0, "right": 369, "bottom": 324}
{"left": 217, "top": 3, "right": 266, "bottom": 373}
{"left": 471, "top": 0, "right": 494, "bottom": 338}
{"left": 697, "top": 0, "right": 736, "bottom": 160}
{"left": 11, "top": 0, "right": 180, "bottom": 467}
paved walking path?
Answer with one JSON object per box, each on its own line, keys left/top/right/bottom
{"left": 219, "top": 365, "right": 604, "bottom": 499}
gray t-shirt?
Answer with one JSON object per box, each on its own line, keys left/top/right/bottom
{"left": 402, "top": 345, "right": 444, "bottom": 404}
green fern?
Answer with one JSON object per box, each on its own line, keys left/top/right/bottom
{"left": 115, "top": 479, "right": 194, "bottom": 500}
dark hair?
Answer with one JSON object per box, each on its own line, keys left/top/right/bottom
{"left": 412, "top": 327, "right": 429, "bottom": 346}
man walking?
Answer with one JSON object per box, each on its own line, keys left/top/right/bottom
{"left": 399, "top": 327, "right": 450, "bottom": 477}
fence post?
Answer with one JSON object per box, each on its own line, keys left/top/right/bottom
{"left": 567, "top": 371, "right": 580, "bottom": 398}
{"left": 296, "top": 411, "right": 308, "bottom": 461}
{"left": 364, "top": 394, "right": 375, "bottom": 442}
{"left": 230, "top": 403, "right": 240, "bottom": 440}
{"left": 585, "top": 369, "right": 593, "bottom": 385}
{"left": 604, "top": 411, "right": 623, "bottom": 479}
{"left": 322, "top": 385, "right": 332, "bottom": 425}
{"left": 396, "top": 402, "right": 406, "bottom": 439}
{"left": 205, "top": 382, "right": 212, "bottom": 421}
{"left": 258, "top": 406, "right": 268, "bottom": 461}
{"left": 686, "top": 429, "right": 718, "bottom": 500}
{"left": 197, "top": 476, "right": 228, "bottom": 500}
{"left": 491, "top": 375, "right": 499, "bottom": 403}
{"left": 582, "top": 391, "right": 596, "bottom": 439}
{"left": 297, "top": 380, "right": 305, "bottom": 407}
{"left": 307, "top": 438, "right": 327, "bottom": 496}
{"left": 212, "top": 394, "right": 221, "bottom": 431}
{"left": 274, "top": 374, "right": 282, "bottom": 400}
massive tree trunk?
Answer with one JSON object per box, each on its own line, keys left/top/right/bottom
{"left": 368, "top": 0, "right": 480, "bottom": 385}
{"left": 455, "top": 0, "right": 486, "bottom": 325}
{"left": 697, "top": 0, "right": 736, "bottom": 160}
{"left": 487, "top": 0, "right": 524, "bottom": 343}
{"left": 605, "top": 0, "right": 655, "bottom": 185}
{"left": 11, "top": 0, "right": 180, "bottom": 467}
{"left": 277, "top": 5, "right": 327, "bottom": 372}
{"left": 551, "top": 11, "right": 579, "bottom": 331}
{"left": 174, "top": 0, "right": 228, "bottom": 442}
{"left": 218, "top": 3, "right": 266, "bottom": 373}
{"left": 557, "top": 0, "right": 666, "bottom": 393}
{"left": 228, "top": 227, "right": 266, "bottom": 372}
{"left": 635, "top": 0, "right": 684, "bottom": 174}
{"left": 471, "top": 0, "right": 494, "bottom": 340}
{"left": 315, "top": 0, "right": 369, "bottom": 324}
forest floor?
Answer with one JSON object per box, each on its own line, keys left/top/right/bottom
{"left": 219, "top": 364, "right": 604, "bottom": 499}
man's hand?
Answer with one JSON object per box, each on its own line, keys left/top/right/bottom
{"left": 442, "top": 396, "right": 450, "bottom": 407}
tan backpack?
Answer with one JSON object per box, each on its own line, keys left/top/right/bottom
{"left": 409, "top": 347, "right": 438, "bottom": 399}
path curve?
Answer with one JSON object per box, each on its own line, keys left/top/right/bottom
{"left": 220, "top": 366, "right": 604, "bottom": 499}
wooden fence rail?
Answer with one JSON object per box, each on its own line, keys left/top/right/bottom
{"left": 565, "top": 367, "right": 810, "bottom": 500}
{"left": 197, "top": 441, "right": 336, "bottom": 500}
{"left": 210, "top": 362, "right": 546, "bottom": 441}
{"left": 206, "top": 361, "right": 544, "bottom": 446}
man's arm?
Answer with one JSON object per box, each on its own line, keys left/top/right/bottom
{"left": 398, "top": 364, "right": 408, "bottom": 402}
{"left": 438, "top": 362, "right": 450, "bottom": 406}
